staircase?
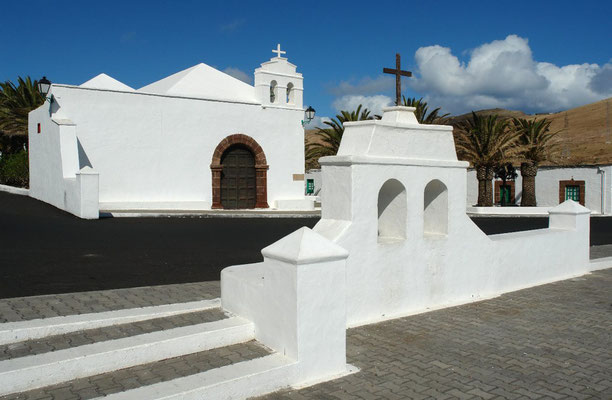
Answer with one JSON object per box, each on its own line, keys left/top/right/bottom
{"left": 0, "top": 303, "right": 296, "bottom": 399}
{"left": 0, "top": 227, "right": 354, "bottom": 399}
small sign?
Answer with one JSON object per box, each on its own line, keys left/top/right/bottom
{"left": 293, "top": 174, "right": 304, "bottom": 181}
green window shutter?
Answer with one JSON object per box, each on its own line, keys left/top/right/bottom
{"left": 500, "top": 185, "right": 511, "bottom": 204}
{"left": 306, "top": 179, "right": 314, "bottom": 194}
{"left": 565, "top": 185, "right": 580, "bottom": 201}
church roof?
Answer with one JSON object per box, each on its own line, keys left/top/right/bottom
{"left": 80, "top": 73, "right": 135, "bottom": 91}
{"left": 138, "top": 63, "right": 257, "bottom": 103}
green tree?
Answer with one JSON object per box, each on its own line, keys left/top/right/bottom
{"left": 402, "top": 96, "right": 449, "bottom": 124}
{"left": 512, "top": 117, "right": 559, "bottom": 206}
{"left": 0, "top": 76, "right": 45, "bottom": 153}
{"left": 305, "top": 104, "right": 374, "bottom": 168}
{"left": 455, "top": 112, "right": 519, "bottom": 206}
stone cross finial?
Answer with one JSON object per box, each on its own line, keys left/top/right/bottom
{"left": 383, "top": 53, "right": 412, "bottom": 106}
{"left": 272, "top": 43, "right": 286, "bottom": 58}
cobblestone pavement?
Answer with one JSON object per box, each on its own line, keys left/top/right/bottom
{"left": 0, "top": 281, "right": 220, "bottom": 323}
{"left": 0, "top": 340, "right": 271, "bottom": 400}
{"left": 260, "top": 268, "right": 612, "bottom": 399}
{"left": 0, "top": 261, "right": 610, "bottom": 399}
{"left": 590, "top": 244, "right": 612, "bottom": 260}
{"left": 0, "top": 308, "right": 226, "bottom": 360}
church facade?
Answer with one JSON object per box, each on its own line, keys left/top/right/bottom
{"left": 28, "top": 47, "right": 311, "bottom": 218}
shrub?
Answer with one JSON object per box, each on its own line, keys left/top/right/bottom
{"left": 0, "top": 150, "right": 29, "bottom": 188}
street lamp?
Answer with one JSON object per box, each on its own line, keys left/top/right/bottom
{"left": 37, "top": 76, "right": 53, "bottom": 103}
{"left": 301, "top": 106, "right": 316, "bottom": 127}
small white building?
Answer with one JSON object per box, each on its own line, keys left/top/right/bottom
{"left": 28, "top": 46, "right": 313, "bottom": 218}
{"left": 466, "top": 165, "right": 611, "bottom": 214}
{"left": 307, "top": 163, "right": 612, "bottom": 215}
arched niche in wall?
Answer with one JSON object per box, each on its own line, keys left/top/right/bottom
{"left": 424, "top": 179, "right": 448, "bottom": 236}
{"left": 377, "top": 179, "right": 407, "bottom": 243}
{"left": 286, "top": 82, "right": 294, "bottom": 104}
{"left": 270, "top": 80, "right": 277, "bottom": 103}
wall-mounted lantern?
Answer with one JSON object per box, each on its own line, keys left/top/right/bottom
{"left": 37, "top": 76, "right": 53, "bottom": 103}
{"left": 301, "top": 106, "right": 316, "bottom": 127}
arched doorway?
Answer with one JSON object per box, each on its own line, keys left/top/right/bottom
{"left": 211, "top": 134, "right": 269, "bottom": 209}
{"left": 220, "top": 145, "right": 256, "bottom": 209}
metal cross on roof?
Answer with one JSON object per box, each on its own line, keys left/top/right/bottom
{"left": 383, "top": 53, "right": 412, "bottom": 106}
{"left": 272, "top": 44, "right": 286, "bottom": 58}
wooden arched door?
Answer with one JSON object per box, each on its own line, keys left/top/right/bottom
{"left": 220, "top": 145, "right": 256, "bottom": 209}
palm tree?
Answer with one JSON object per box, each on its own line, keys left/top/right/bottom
{"left": 402, "top": 96, "right": 449, "bottom": 124}
{"left": 455, "top": 112, "right": 519, "bottom": 206}
{"left": 0, "top": 76, "right": 45, "bottom": 136}
{"left": 305, "top": 104, "right": 373, "bottom": 167}
{"left": 512, "top": 118, "right": 559, "bottom": 206}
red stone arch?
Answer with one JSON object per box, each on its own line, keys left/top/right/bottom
{"left": 211, "top": 134, "right": 269, "bottom": 209}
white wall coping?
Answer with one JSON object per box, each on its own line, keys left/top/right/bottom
{"left": 0, "top": 184, "right": 28, "bottom": 196}
{"left": 52, "top": 84, "right": 261, "bottom": 107}
{"left": 319, "top": 155, "right": 468, "bottom": 168}
{"left": 343, "top": 119, "right": 453, "bottom": 131}
{"left": 467, "top": 206, "right": 552, "bottom": 215}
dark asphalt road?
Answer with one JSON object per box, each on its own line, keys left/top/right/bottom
{"left": 1, "top": 191, "right": 611, "bottom": 298}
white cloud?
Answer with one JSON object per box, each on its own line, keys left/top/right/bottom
{"left": 332, "top": 95, "right": 392, "bottom": 116}
{"left": 223, "top": 67, "right": 252, "bottom": 84}
{"left": 409, "top": 34, "right": 612, "bottom": 114}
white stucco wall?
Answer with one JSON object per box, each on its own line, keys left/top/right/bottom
{"left": 315, "top": 107, "right": 591, "bottom": 327}
{"left": 466, "top": 165, "right": 611, "bottom": 214}
{"left": 28, "top": 106, "right": 99, "bottom": 219}
{"left": 29, "top": 84, "right": 305, "bottom": 213}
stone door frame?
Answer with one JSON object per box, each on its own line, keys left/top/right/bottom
{"left": 211, "top": 134, "right": 269, "bottom": 209}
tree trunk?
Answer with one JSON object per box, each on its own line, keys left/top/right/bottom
{"left": 521, "top": 162, "right": 538, "bottom": 206}
{"left": 484, "top": 168, "right": 495, "bottom": 207}
{"left": 476, "top": 166, "right": 493, "bottom": 206}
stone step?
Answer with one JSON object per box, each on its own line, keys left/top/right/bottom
{"left": 0, "top": 340, "right": 275, "bottom": 400}
{"left": 99, "top": 353, "right": 295, "bottom": 400}
{"left": 0, "top": 307, "right": 226, "bottom": 361}
{"left": 0, "top": 315, "right": 254, "bottom": 396}
{"left": 0, "top": 298, "right": 221, "bottom": 345}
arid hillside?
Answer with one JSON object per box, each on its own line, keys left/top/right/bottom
{"left": 306, "top": 98, "right": 612, "bottom": 168}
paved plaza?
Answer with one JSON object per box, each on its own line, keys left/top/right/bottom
{"left": 0, "top": 266, "right": 610, "bottom": 399}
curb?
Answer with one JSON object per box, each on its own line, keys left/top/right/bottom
{"left": 0, "top": 184, "right": 29, "bottom": 196}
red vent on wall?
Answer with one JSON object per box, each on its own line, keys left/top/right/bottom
{"left": 37, "top": 123, "right": 41, "bottom": 133}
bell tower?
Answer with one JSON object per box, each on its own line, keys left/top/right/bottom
{"left": 254, "top": 44, "right": 303, "bottom": 109}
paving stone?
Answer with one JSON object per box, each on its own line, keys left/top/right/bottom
{"left": 256, "top": 269, "right": 612, "bottom": 399}
{"left": 0, "top": 281, "right": 220, "bottom": 323}
{"left": 0, "top": 308, "right": 226, "bottom": 360}
{"left": 0, "top": 341, "right": 269, "bottom": 400}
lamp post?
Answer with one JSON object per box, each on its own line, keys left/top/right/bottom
{"left": 301, "top": 106, "right": 316, "bottom": 127}
{"left": 37, "top": 76, "right": 53, "bottom": 103}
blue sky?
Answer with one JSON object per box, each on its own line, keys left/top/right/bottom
{"left": 2, "top": 0, "right": 611, "bottom": 123}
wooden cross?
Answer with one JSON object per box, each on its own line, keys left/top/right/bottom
{"left": 272, "top": 44, "right": 286, "bottom": 58}
{"left": 383, "top": 53, "right": 412, "bottom": 106}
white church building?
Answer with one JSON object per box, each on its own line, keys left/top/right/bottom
{"left": 28, "top": 46, "right": 312, "bottom": 218}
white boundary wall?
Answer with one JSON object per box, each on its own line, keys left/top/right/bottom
{"left": 219, "top": 107, "right": 595, "bottom": 386}
{"left": 315, "top": 107, "right": 592, "bottom": 327}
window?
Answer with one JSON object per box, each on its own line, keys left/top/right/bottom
{"left": 559, "top": 180, "right": 585, "bottom": 205}
{"left": 306, "top": 178, "right": 314, "bottom": 195}
{"left": 286, "top": 82, "right": 294, "bottom": 104}
{"left": 565, "top": 185, "right": 580, "bottom": 202}
{"left": 424, "top": 180, "right": 448, "bottom": 236}
{"left": 270, "top": 80, "right": 277, "bottom": 103}
{"left": 377, "top": 179, "right": 406, "bottom": 242}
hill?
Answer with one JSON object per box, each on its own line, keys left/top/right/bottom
{"left": 305, "top": 98, "right": 612, "bottom": 168}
